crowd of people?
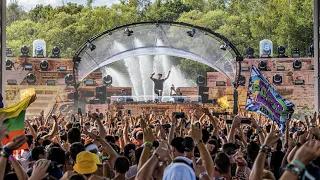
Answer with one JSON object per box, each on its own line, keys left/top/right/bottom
{"left": 0, "top": 94, "right": 320, "bottom": 180}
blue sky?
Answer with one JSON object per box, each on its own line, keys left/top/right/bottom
{"left": 7, "top": 0, "right": 119, "bottom": 10}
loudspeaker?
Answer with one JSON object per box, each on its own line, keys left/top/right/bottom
{"left": 198, "top": 86, "right": 210, "bottom": 103}
{"left": 96, "top": 86, "right": 107, "bottom": 103}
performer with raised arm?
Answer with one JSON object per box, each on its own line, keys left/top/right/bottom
{"left": 150, "top": 70, "right": 171, "bottom": 100}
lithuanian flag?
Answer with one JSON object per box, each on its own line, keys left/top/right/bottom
{"left": 0, "top": 96, "right": 33, "bottom": 150}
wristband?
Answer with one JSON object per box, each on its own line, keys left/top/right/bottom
{"left": 144, "top": 141, "right": 153, "bottom": 147}
{"left": 3, "top": 146, "right": 13, "bottom": 156}
{"left": 292, "top": 159, "right": 306, "bottom": 169}
{"left": 8, "top": 156, "right": 14, "bottom": 162}
{"left": 103, "top": 161, "right": 109, "bottom": 165}
{"left": 199, "top": 172, "right": 209, "bottom": 179}
{"left": 195, "top": 140, "right": 203, "bottom": 146}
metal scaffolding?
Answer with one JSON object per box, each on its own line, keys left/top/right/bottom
{"left": 315, "top": 0, "right": 320, "bottom": 112}
{"left": 0, "top": 0, "right": 6, "bottom": 100}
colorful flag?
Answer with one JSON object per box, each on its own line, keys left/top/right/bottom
{"left": 0, "top": 96, "right": 33, "bottom": 150}
{"left": 245, "top": 66, "right": 294, "bottom": 131}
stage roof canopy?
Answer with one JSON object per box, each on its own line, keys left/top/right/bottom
{"left": 75, "top": 21, "right": 241, "bottom": 84}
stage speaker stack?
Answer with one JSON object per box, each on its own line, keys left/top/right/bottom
{"left": 198, "top": 86, "right": 211, "bottom": 103}
{"left": 96, "top": 86, "right": 107, "bottom": 103}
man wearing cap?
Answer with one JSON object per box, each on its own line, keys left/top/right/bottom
{"left": 150, "top": 70, "right": 171, "bottom": 99}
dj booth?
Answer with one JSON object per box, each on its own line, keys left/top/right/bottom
{"left": 109, "top": 95, "right": 203, "bottom": 116}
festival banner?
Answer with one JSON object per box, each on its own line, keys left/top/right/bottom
{"left": 245, "top": 66, "right": 294, "bottom": 131}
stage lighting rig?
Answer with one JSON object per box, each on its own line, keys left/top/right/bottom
{"left": 26, "top": 73, "right": 36, "bottom": 85}
{"left": 6, "top": 60, "right": 13, "bottom": 70}
{"left": 246, "top": 47, "right": 255, "bottom": 58}
{"left": 196, "top": 75, "right": 206, "bottom": 86}
{"left": 51, "top": 46, "right": 61, "bottom": 58}
{"left": 293, "top": 60, "right": 302, "bottom": 70}
{"left": 124, "top": 28, "right": 133, "bottom": 36}
{"left": 277, "top": 46, "right": 287, "bottom": 58}
{"left": 87, "top": 40, "right": 96, "bottom": 51}
{"left": 65, "top": 74, "right": 74, "bottom": 86}
{"left": 40, "top": 60, "right": 49, "bottom": 71}
{"left": 291, "top": 48, "right": 300, "bottom": 58}
{"left": 258, "top": 61, "right": 267, "bottom": 71}
{"left": 21, "top": 45, "right": 29, "bottom": 57}
{"left": 103, "top": 75, "right": 113, "bottom": 86}
{"left": 273, "top": 74, "right": 282, "bottom": 85}
{"left": 187, "top": 29, "right": 196, "bottom": 37}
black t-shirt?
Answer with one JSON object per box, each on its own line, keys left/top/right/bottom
{"left": 153, "top": 79, "right": 165, "bottom": 90}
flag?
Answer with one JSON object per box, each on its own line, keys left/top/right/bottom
{"left": 245, "top": 66, "right": 294, "bottom": 131}
{"left": 0, "top": 96, "right": 33, "bottom": 150}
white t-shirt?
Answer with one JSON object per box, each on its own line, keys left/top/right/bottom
{"left": 125, "top": 164, "right": 138, "bottom": 179}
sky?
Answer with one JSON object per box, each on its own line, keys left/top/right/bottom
{"left": 7, "top": 0, "right": 120, "bottom": 10}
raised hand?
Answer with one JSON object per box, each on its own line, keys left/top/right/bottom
{"left": 143, "top": 127, "right": 154, "bottom": 143}
{"left": 29, "top": 159, "right": 51, "bottom": 180}
{"left": 263, "top": 129, "right": 281, "bottom": 147}
{"left": 153, "top": 140, "right": 171, "bottom": 162}
{"left": 192, "top": 157, "right": 207, "bottom": 177}
{"left": 292, "top": 140, "right": 320, "bottom": 165}
{"left": 191, "top": 124, "right": 202, "bottom": 142}
{"left": 232, "top": 116, "right": 241, "bottom": 129}
{"left": 6, "top": 134, "right": 27, "bottom": 150}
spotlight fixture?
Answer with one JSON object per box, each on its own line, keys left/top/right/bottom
{"left": 310, "top": 44, "right": 314, "bottom": 57}
{"left": 40, "top": 60, "right": 49, "bottom": 71}
{"left": 246, "top": 47, "right": 255, "bottom": 58}
{"left": 26, "top": 73, "right": 36, "bottom": 85}
{"left": 103, "top": 75, "right": 113, "bottom": 86}
{"left": 239, "top": 75, "right": 246, "bottom": 86}
{"left": 124, "top": 28, "right": 133, "bottom": 36}
{"left": 273, "top": 74, "right": 282, "bottom": 85}
{"left": 87, "top": 40, "right": 96, "bottom": 51}
{"left": 20, "top": 45, "right": 29, "bottom": 57}
{"left": 6, "top": 60, "right": 13, "bottom": 70}
{"left": 196, "top": 75, "right": 206, "bottom": 86}
{"left": 258, "top": 61, "right": 267, "bottom": 71}
{"left": 187, "top": 29, "right": 196, "bottom": 37}
{"left": 293, "top": 60, "right": 302, "bottom": 70}
{"left": 220, "top": 42, "right": 229, "bottom": 51}
{"left": 277, "top": 46, "right": 287, "bottom": 58}
{"left": 64, "top": 74, "right": 74, "bottom": 86}
{"left": 6, "top": 48, "right": 14, "bottom": 57}
{"left": 51, "top": 46, "right": 61, "bottom": 58}
{"left": 291, "top": 48, "right": 300, "bottom": 58}
{"left": 35, "top": 44, "right": 45, "bottom": 58}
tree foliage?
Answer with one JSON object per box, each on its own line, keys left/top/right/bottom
{"left": 6, "top": 0, "right": 314, "bottom": 74}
